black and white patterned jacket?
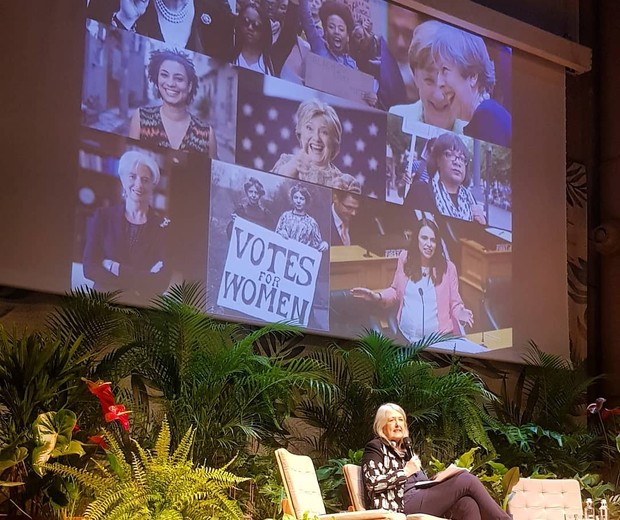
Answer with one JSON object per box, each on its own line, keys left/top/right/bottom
{"left": 361, "top": 437, "right": 428, "bottom": 512}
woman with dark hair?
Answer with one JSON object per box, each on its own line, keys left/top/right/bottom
{"left": 233, "top": 2, "right": 275, "bottom": 75}
{"left": 352, "top": 217, "right": 472, "bottom": 342}
{"left": 83, "top": 150, "right": 171, "bottom": 301}
{"left": 129, "top": 49, "right": 218, "bottom": 157}
{"left": 405, "top": 132, "right": 485, "bottom": 224}
{"left": 362, "top": 403, "right": 511, "bottom": 519}
{"left": 275, "top": 184, "right": 328, "bottom": 251}
{"left": 227, "top": 176, "right": 275, "bottom": 237}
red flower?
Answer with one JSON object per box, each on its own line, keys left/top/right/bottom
{"left": 587, "top": 397, "right": 620, "bottom": 420}
{"left": 104, "top": 404, "right": 131, "bottom": 431}
{"left": 88, "top": 435, "right": 109, "bottom": 450}
{"left": 72, "top": 423, "right": 81, "bottom": 433}
{"left": 83, "top": 378, "right": 116, "bottom": 416}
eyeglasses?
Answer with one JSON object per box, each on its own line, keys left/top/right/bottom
{"left": 241, "top": 16, "right": 263, "bottom": 30}
{"left": 443, "top": 149, "right": 469, "bottom": 166}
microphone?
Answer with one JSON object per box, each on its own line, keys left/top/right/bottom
{"left": 402, "top": 436, "right": 414, "bottom": 460}
{"left": 418, "top": 287, "right": 425, "bottom": 337}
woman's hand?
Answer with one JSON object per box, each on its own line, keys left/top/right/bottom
{"left": 362, "top": 91, "right": 378, "bottom": 107}
{"left": 404, "top": 457, "right": 421, "bottom": 477}
{"left": 102, "top": 259, "right": 120, "bottom": 277}
{"left": 118, "top": 0, "right": 149, "bottom": 28}
{"left": 455, "top": 307, "right": 474, "bottom": 328}
{"left": 471, "top": 203, "right": 487, "bottom": 225}
{"left": 318, "top": 240, "right": 329, "bottom": 252}
{"left": 351, "top": 287, "right": 381, "bottom": 302}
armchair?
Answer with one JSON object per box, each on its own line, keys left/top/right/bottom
{"left": 275, "top": 448, "right": 406, "bottom": 520}
{"left": 342, "top": 464, "right": 446, "bottom": 520}
{"left": 507, "top": 478, "right": 582, "bottom": 520}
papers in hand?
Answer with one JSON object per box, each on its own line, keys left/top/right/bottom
{"left": 413, "top": 464, "right": 469, "bottom": 488}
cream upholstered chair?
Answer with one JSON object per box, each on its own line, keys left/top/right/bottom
{"left": 342, "top": 464, "right": 446, "bottom": 520}
{"left": 507, "top": 478, "right": 583, "bottom": 520}
{"left": 275, "top": 448, "right": 406, "bottom": 520}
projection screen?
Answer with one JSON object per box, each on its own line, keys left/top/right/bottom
{"left": 0, "top": 0, "right": 590, "bottom": 362}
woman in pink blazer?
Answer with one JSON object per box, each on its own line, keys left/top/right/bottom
{"left": 352, "top": 217, "right": 473, "bottom": 342}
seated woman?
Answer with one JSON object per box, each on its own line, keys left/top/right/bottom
{"left": 352, "top": 217, "right": 472, "bottom": 342}
{"left": 83, "top": 150, "right": 171, "bottom": 301}
{"left": 272, "top": 99, "right": 348, "bottom": 190}
{"left": 275, "top": 184, "right": 328, "bottom": 252}
{"left": 405, "top": 132, "right": 485, "bottom": 224}
{"left": 129, "top": 49, "right": 218, "bottom": 158}
{"left": 362, "top": 403, "right": 511, "bottom": 519}
{"left": 233, "top": 2, "right": 275, "bottom": 75}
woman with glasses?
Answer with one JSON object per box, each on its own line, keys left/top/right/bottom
{"left": 352, "top": 217, "right": 473, "bottom": 342}
{"left": 404, "top": 132, "right": 486, "bottom": 224}
{"left": 233, "top": 2, "right": 275, "bottom": 75}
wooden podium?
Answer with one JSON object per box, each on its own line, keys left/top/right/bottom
{"left": 330, "top": 245, "right": 397, "bottom": 290}
{"left": 458, "top": 238, "right": 511, "bottom": 321}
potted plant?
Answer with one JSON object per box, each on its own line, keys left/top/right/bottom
{"left": 41, "top": 378, "right": 247, "bottom": 519}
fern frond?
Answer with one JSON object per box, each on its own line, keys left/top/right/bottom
{"left": 154, "top": 415, "right": 171, "bottom": 462}
{"left": 170, "top": 425, "right": 195, "bottom": 465}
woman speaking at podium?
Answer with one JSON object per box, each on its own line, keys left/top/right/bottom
{"left": 351, "top": 217, "right": 472, "bottom": 342}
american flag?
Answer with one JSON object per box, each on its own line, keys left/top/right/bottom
{"left": 235, "top": 70, "right": 387, "bottom": 199}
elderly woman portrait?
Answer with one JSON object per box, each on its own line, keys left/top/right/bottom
{"left": 87, "top": 0, "right": 235, "bottom": 61}
{"left": 271, "top": 98, "right": 349, "bottom": 189}
{"left": 226, "top": 176, "right": 275, "bottom": 237}
{"left": 389, "top": 20, "right": 465, "bottom": 132}
{"left": 352, "top": 217, "right": 473, "bottom": 342}
{"left": 275, "top": 184, "right": 328, "bottom": 252}
{"left": 431, "top": 23, "right": 511, "bottom": 146}
{"left": 362, "top": 403, "right": 511, "bottom": 519}
{"left": 82, "top": 150, "right": 171, "bottom": 299}
{"left": 129, "top": 49, "right": 218, "bottom": 157}
{"left": 405, "top": 132, "right": 486, "bottom": 224}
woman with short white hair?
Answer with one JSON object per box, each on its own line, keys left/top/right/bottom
{"left": 362, "top": 403, "right": 511, "bottom": 519}
{"left": 82, "top": 150, "right": 171, "bottom": 300}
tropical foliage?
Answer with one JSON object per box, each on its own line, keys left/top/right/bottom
{"left": 296, "top": 331, "right": 494, "bottom": 462}
{"left": 1, "top": 286, "right": 619, "bottom": 518}
{"left": 44, "top": 417, "right": 246, "bottom": 520}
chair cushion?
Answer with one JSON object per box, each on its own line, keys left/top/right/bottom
{"left": 276, "top": 448, "right": 327, "bottom": 517}
{"left": 508, "top": 478, "right": 582, "bottom": 520}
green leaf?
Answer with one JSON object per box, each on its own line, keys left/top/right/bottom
{"left": 32, "top": 410, "right": 80, "bottom": 475}
{"left": 0, "top": 445, "right": 28, "bottom": 473}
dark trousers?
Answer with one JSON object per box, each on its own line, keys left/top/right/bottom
{"left": 403, "top": 472, "right": 511, "bottom": 520}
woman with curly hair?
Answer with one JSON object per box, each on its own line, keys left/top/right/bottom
{"left": 129, "top": 48, "right": 218, "bottom": 157}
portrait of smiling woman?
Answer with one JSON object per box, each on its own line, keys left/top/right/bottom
{"left": 82, "top": 150, "right": 172, "bottom": 301}
{"left": 129, "top": 48, "right": 218, "bottom": 157}
{"left": 271, "top": 98, "right": 348, "bottom": 189}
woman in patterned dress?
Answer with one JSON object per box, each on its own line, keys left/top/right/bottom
{"left": 362, "top": 403, "right": 511, "bottom": 520}
{"left": 275, "top": 184, "right": 328, "bottom": 252}
{"left": 129, "top": 49, "right": 218, "bottom": 157}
